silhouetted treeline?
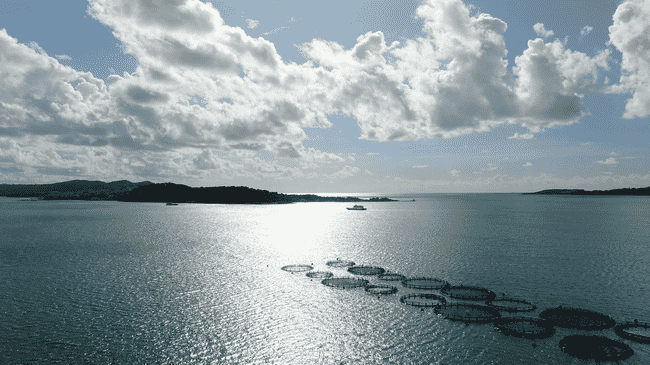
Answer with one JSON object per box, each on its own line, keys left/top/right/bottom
{"left": 526, "top": 187, "right": 650, "bottom": 195}
{"left": 0, "top": 180, "right": 396, "bottom": 204}
{"left": 0, "top": 180, "right": 153, "bottom": 200}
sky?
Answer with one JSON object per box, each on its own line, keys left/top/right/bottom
{"left": 0, "top": 0, "right": 648, "bottom": 193}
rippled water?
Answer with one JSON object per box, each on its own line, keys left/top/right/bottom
{"left": 1, "top": 194, "right": 650, "bottom": 364}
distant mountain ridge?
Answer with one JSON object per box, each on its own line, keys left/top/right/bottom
{"left": 526, "top": 186, "right": 650, "bottom": 195}
{"left": 0, "top": 180, "right": 395, "bottom": 204}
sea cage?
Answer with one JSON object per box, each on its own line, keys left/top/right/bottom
{"left": 402, "top": 277, "right": 449, "bottom": 290}
{"left": 347, "top": 265, "right": 385, "bottom": 276}
{"left": 539, "top": 306, "right": 615, "bottom": 330}
{"left": 494, "top": 316, "right": 555, "bottom": 339}
{"left": 441, "top": 285, "right": 496, "bottom": 301}
{"left": 435, "top": 303, "right": 501, "bottom": 323}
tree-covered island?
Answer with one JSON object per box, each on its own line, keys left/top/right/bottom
{"left": 0, "top": 180, "right": 397, "bottom": 204}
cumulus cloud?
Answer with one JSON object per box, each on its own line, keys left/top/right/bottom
{"left": 608, "top": 0, "right": 650, "bottom": 118}
{"left": 596, "top": 157, "right": 618, "bottom": 165}
{"left": 533, "top": 23, "right": 554, "bottom": 38}
{"left": 298, "top": 0, "right": 610, "bottom": 140}
{"left": 246, "top": 19, "right": 259, "bottom": 29}
{"left": 508, "top": 132, "right": 534, "bottom": 140}
{"left": 450, "top": 169, "right": 460, "bottom": 176}
{"left": 412, "top": 165, "right": 428, "bottom": 168}
{"left": 1, "top": 0, "right": 639, "bottom": 185}
{"left": 523, "top": 161, "right": 533, "bottom": 166}
{"left": 580, "top": 25, "right": 594, "bottom": 36}
{"left": 55, "top": 54, "right": 72, "bottom": 61}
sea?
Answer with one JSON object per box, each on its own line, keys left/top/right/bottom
{"left": 1, "top": 193, "right": 649, "bottom": 364}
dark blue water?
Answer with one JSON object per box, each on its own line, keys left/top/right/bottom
{"left": 1, "top": 195, "right": 649, "bottom": 364}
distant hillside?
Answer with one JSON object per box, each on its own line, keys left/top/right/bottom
{"left": 526, "top": 186, "right": 650, "bottom": 195}
{"left": 0, "top": 180, "right": 153, "bottom": 200}
{"left": 0, "top": 180, "right": 396, "bottom": 204}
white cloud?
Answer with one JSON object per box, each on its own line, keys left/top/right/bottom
{"left": 55, "top": 54, "right": 72, "bottom": 61}
{"left": 483, "top": 163, "right": 497, "bottom": 171}
{"left": 533, "top": 23, "right": 554, "bottom": 38}
{"left": 450, "top": 169, "right": 460, "bottom": 176}
{"left": 246, "top": 19, "right": 259, "bottom": 29}
{"left": 262, "top": 26, "right": 288, "bottom": 36}
{"left": 581, "top": 142, "right": 593, "bottom": 146}
{"left": 412, "top": 165, "right": 428, "bottom": 168}
{"left": 523, "top": 161, "right": 533, "bottom": 166}
{"left": 608, "top": 0, "right": 650, "bottom": 118}
{"left": 596, "top": 157, "right": 618, "bottom": 165}
{"left": 366, "top": 152, "right": 380, "bottom": 156}
{"left": 508, "top": 132, "right": 534, "bottom": 140}
{"left": 580, "top": 25, "right": 594, "bottom": 36}
{"left": 609, "top": 151, "right": 618, "bottom": 156}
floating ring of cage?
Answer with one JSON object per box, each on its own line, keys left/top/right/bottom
{"left": 281, "top": 264, "right": 314, "bottom": 273}
{"left": 402, "top": 277, "right": 449, "bottom": 290}
{"left": 559, "top": 335, "right": 634, "bottom": 361}
{"left": 378, "top": 273, "right": 405, "bottom": 281}
{"left": 365, "top": 284, "right": 398, "bottom": 295}
{"left": 494, "top": 317, "right": 555, "bottom": 339}
{"left": 400, "top": 293, "right": 447, "bottom": 307}
{"left": 487, "top": 297, "right": 537, "bottom": 312}
{"left": 321, "top": 277, "right": 368, "bottom": 289}
{"left": 435, "top": 303, "right": 501, "bottom": 323}
{"left": 347, "top": 265, "right": 386, "bottom": 276}
{"left": 539, "top": 306, "right": 615, "bottom": 330}
{"left": 306, "top": 271, "right": 333, "bottom": 279}
{"left": 614, "top": 322, "right": 650, "bottom": 344}
{"left": 326, "top": 260, "right": 356, "bottom": 268}
{"left": 440, "top": 285, "right": 496, "bottom": 301}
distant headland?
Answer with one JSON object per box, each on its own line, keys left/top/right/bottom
{"left": 0, "top": 180, "right": 397, "bottom": 204}
{"left": 525, "top": 186, "right": 650, "bottom": 195}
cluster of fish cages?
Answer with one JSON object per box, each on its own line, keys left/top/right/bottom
{"left": 493, "top": 317, "right": 555, "bottom": 339}
{"left": 281, "top": 259, "right": 650, "bottom": 361}
{"left": 539, "top": 306, "right": 616, "bottom": 330}
{"left": 402, "top": 277, "right": 449, "bottom": 290}
{"left": 559, "top": 335, "right": 634, "bottom": 361}
{"left": 400, "top": 293, "right": 446, "bottom": 307}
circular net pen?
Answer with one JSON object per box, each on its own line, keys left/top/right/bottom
{"left": 559, "top": 335, "right": 634, "bottom": 362}
{"left": 440, "top": 285, "right": 496, "bottom": 302}
{"left": 306, "top": 271, "right": 333, "bottom": 279}
{"left": 402, "top": 277, "right": 449, "bottom": 290}
{"left": 400, "top": 293, "right": 447, "bottom": 308}
{"left": 539, "top": 306, "right": 615, "bottom": 330}
{"left": 321, "top": 277, "right": 368, "bottom": 289}
{"left": 487, "top": 297, "right": 537, "bottom": 313}
{"left": 365, "top": 284, "right": 398, "bottom": 295}
{"left": 494, "top": 317, "right": 555, "bottom": 340}
{"left": 347, "top": 265, "right": 385, "bottom": 276}
{"left": 378, "top": 273, "right": 406, "bottom": 282}
{"left": 615, "top": 321, "right": 650, "bottom": 344}
{"left": 435, "top": 303, "right": 501, "bottom": 323}
{"left": 326, "top": 260, "right": 356, "bottom": 268}
{"left": 281, "top": 264, "right": 313, "bottom": 273}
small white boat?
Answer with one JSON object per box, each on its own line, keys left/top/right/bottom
{"left": 346, "top": 205, "right": 366, "bottom": 210}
